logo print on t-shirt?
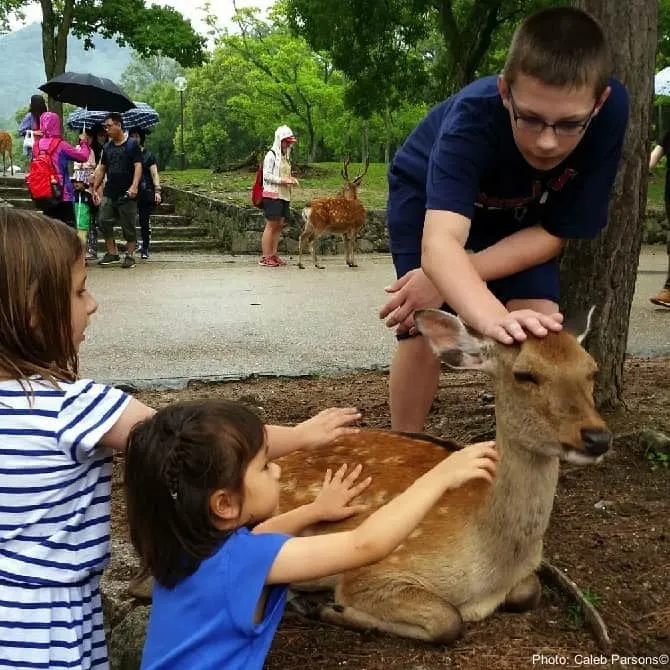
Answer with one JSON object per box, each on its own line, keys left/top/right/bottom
{"left": 474, "top": 168, "right": 579, "bottom": 212}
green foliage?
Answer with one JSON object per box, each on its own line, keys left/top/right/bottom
{"left": 567, "top": 589, "right": 602, "bottom": 628}
{"left": 69, "top": 0, "right": 206, "bottom": 67}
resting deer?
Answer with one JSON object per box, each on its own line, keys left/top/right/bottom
{"left": 277, "top": 308, "right": 611, "bottom": 643}
{"left": 0, "top": 132, "right": 13, "bottom": 176}
{"left": 298, "top": 156, "right": 369, "bottom": 269}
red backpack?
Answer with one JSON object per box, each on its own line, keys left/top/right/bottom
{"left": 26, "top": 138, "right": 62, "bottom": 207}
{"left": 250, "top": 149, "right": 275, "bottom": 208}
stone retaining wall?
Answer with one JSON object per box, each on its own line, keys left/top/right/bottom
{"left": 163, "top": 186, "right": 668, "bottom": 254}
{"left": 163, "top": 186, "right": 389, "bottom": 256}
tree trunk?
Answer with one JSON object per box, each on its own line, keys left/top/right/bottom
{"left": 383, "top": 104, "right": 392, "bottom": 164}
{"left": 560, "top": 0, "right": 657, "bottom": 408}
{"left": 40, "top": 0, "right": 75, "bottom": 118}
{"left": 361, "top": 119, "right": 370, "bottom": 164}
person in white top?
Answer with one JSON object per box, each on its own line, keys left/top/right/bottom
{"left": 0, "top": 208, "right": 361, "bottom": 670}
{"left": 259, "top": 125, "right": 299, "bottom": 267}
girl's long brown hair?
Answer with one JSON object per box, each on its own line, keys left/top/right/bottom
{"left": 0, "top": 208, "right": 83, "bottom": 384}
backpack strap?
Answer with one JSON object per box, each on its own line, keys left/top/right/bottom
{"left": 45, "top": 138, "right": 61, "bottom": 156}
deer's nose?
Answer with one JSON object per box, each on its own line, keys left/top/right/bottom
{"left": 581, "top": 429, "right": 612, "bottom": 456}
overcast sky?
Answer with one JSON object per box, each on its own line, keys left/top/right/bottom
{"left": 12, "top": 0, "right": 276, "bottom": 36}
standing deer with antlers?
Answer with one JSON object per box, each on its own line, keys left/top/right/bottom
{"left": 277, "top": 308, "right": 611, "bottom": 643}
{"left": 0, "top": 132, "right": 14, "bottom": 176}
{"left": 298, "top": 156, "right": 369, "bottom": 269}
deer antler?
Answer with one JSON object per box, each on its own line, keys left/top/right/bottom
{"left": 353, "top": 157, "right": 370, "bottom": 184}
{"left": 341, "top": 155, "right": 351, "bottom": 181}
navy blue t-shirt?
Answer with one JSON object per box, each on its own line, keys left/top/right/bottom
{"left": 387, "top": 76, "right": 629, "bottom": 254}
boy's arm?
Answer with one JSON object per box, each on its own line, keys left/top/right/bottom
{"left": 421, "top": 211, "right": 562, "bottom": 343}
{"left": 470, "top": 225, "right": 564, "bottom": 282}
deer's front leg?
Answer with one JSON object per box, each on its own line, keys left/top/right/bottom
{"left": 319, "top": 571, "right": 463, "bottom": 643}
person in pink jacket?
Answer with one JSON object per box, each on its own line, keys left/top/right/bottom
{"left": 32, "top": 112, "right": 90, "bottom": 226}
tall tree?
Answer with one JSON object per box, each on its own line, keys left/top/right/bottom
{"left": 286, "top": 0, "right": 556, "bottom": 107}
{"left": 559, "top": 0, "right": 657, "bottom": 408}
{"left": 0, "top": 1, "right": 205, "bottom": 111}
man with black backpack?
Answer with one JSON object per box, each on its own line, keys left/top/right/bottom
{"left": 92, "top": 113, "right": 142, "bottom": 269}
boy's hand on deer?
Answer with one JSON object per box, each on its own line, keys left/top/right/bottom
{"left": 311, "top": 464, "right": 372, "bottom": 521}
{"left": 441, "top": 441, "right": 500, "bottom": 488}
{"left": 481, "top": 309, "right": 564, "bottom": 345}
{"left": 294, "top": 407, "right": 361, "bottom": 450}
{"left": 379, "top": 268, "right": 443, "bottom": 334}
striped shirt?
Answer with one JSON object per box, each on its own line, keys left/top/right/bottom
{"left": 0, "top": 377, "right": 130, "bottom": 669}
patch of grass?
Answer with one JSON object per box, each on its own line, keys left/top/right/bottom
{"left": 648, "top": 166, "right": 666, "bottom": 210}
{"left": 162, "top": 162, "right": 389, "bottom": 210}
{"left": 567, "top": 588, "right": 602, "bottom": 628}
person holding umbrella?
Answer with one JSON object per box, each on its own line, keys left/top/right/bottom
{"left": 31, "top": 111, "right": 90, "bottom": 226}
{"left": 92, "top": 113, "right": 143, "bottom": 269}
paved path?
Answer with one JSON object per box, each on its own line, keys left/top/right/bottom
{"left": 80, "top": 247, "right": 669, "bottom": 388}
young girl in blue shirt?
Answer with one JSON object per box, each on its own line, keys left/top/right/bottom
{"left": 125, "top": 399, "right": 499, "bottom": 669}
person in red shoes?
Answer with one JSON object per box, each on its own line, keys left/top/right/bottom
{"left": 259, "top": 125, "right": 298, "bottom": 267}
{"left": 648, "top": 133, "right": 670, "bottom": 308}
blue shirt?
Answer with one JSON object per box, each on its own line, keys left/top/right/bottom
{"left": 388, "top": 76, "right": 629, "bottom": 253}
{"left": 141, "top": 528, "right": 290, "bottom": 670}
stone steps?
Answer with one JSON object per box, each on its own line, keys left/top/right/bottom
{"left": 0, "top": 178, "right": 217, "bottom": 251}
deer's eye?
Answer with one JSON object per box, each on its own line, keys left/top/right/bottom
{"left": 514, "top": 371, "right": 539, "bottom": 385}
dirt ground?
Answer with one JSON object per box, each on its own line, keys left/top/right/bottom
{"left": 112, "top": 358, "right": 670, "bottom": 670}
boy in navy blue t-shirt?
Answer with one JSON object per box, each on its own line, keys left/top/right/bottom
{"left": 380, "top": 7, "right": 629, "bottom": 432}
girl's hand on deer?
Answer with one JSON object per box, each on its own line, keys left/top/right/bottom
{"left": 379, "top": 268, "right": 443, "bottom": 335}
{"left": 441, "top": 441, "right": 500, "bottom": 488}
{"left": 294, "top": 407, "right": 361, "bottom": 451}
{"left": 311, "top": 464, "right": 371, "bottom": 521}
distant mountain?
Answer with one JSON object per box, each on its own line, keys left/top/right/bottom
{"left": 0, "top": 22, "right": 133, "bottom": 124}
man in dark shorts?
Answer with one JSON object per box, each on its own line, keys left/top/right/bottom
{"left": 92, "top": 113, "right": 142, "bottom": 269}
{"left": 379, "top": 7, "right": 629, "bottom": 432}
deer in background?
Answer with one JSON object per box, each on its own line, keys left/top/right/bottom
{"left": 278, "top": 308, "right": 611, "bottom": 643}
{"left": 0, "top": 132, "right": 14, "bottom": 176}
{"left": 298, "top": 156, "right": 369, "bottom": 269}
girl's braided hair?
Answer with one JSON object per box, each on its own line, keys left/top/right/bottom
{"left": 125, "top": 399, "right": 266, "bottom": 588}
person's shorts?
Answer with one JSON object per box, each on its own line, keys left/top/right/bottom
{"left": 262, "top": 197, "right": 290, "bottom": 220}
{"left": 391, "top": 251, "right": 561, "bottom": 341}
{"left": 98, "top": 196, "right": 138, "bottom": 243}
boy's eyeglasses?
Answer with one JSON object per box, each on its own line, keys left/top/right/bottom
{"left": 508, "top": 88, "right": 596, "bottom": 137}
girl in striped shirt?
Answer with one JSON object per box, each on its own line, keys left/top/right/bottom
{"left": 0, "top": 209, "right": 361, "bottom": 669}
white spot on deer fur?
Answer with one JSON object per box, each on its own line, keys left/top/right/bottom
{"left": 283, "top": 479, "right": 297, "bottom": 493}
{"left": 364, "top": 458, "right": 377, "bottom": 465}
{"left": 409, "top": 529, "right": 423, "bottom": 539}
{"left": 382, "top": 456, "right": 405, "bottom": 465}
{"left": 307, "top": 483, "right": 321, "bottom": 497}
{"left": 373, "top": 491, "right": 389, "bottom": 506}
{"left": 436, "top": 507, "right": 450, "bottom": 516}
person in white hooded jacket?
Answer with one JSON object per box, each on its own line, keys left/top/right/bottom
{"left": 260, "top": 125, "right": 299, "bottom": 266}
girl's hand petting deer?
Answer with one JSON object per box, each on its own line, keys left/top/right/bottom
{"left": 310, "top": 464, "right": 372, "bottom": 521}
{"left": 296, "top": 406, "right": 362, "bottom": 449}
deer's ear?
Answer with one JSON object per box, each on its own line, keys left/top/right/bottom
{"left": 564, "top": 306, "right": 595, "bottom": 345}
{"left": 414, "top": 309, "right": 496, "bottom": 372}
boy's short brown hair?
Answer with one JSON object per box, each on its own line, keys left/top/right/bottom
{"left": 503, "top": 7, "right": 611, "bottom": 96}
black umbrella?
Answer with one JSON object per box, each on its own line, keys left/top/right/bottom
{"left": 39, "top": 72, "right": 135, "bottom": 112}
